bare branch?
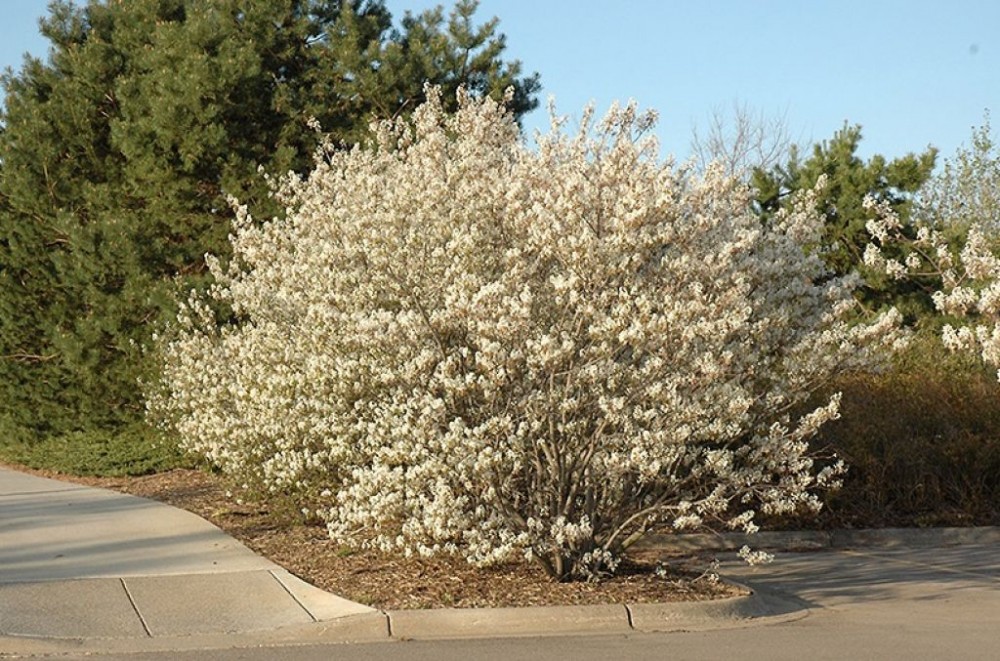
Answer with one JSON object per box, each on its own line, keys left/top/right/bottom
{"left": 690, "top": 100, "right": 795, "bottom": 179}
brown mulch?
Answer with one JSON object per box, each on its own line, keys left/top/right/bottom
{"left": 8, "top": 465, "right": 744, "bottom": 610}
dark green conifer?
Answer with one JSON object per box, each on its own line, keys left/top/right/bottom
{"left": 753, "top": 124, "right": 937, "bottom": 316}
{"left": 0, "top": 0, "right": 539, "bottom": 447}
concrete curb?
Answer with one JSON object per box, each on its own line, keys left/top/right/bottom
{"left": 635, "top": 526, "right": 1000, "bottom": 553}
{"left": 0, "top": 582, "right": 805, "bottom": 655}
{"left": 385, "top": 584, "right": 807, "bottom": 640}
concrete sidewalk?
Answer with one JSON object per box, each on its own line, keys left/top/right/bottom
{"left": 3, "top": 466, "right": 995, "bottom": 658}
{"left": 0, "top": 467, "right": 387, "bottom": 654}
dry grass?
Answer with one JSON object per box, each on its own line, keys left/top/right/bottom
{"left": 806, "top": 335, "right": 1000, "bottom": 529}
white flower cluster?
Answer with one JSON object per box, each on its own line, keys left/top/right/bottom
{"left": 866, "top": 199, "right": 1000, "bottom": 377}
{"left": 149, "top": 87, "right": 901, "bottom": 580}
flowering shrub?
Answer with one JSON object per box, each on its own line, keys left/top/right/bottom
{"left": 866, "top": 200, "right": 1000, "bottom": 373}
{"left": 150, "top": 87, "right": 903, "bottom": 580}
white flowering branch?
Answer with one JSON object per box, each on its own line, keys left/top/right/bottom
{"left": 866, "top": 197, "right": 1000, "bottom": 376}
{"left": 149, "top": 87, "right": 901, "bottom": 581}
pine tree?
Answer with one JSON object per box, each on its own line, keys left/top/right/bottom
{"left": 752, "top": 124, "right": 936, "bottom": 315}
{"left": 0, "top": 0, "right": 540, "bottom": 446}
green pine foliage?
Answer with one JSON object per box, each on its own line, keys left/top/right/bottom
{"left": 752, "top": 124, "right": 937, "bottom": 318}
{"left": 0, "top": 0, "right": 539, "bottom": 466}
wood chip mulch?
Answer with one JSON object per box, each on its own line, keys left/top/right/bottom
{"left": 10, "top": 465, "right": 745, "bottom": 610}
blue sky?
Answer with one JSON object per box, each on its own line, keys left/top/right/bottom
{"left": 2, "top": 1, "right": 998, "bottom": 164}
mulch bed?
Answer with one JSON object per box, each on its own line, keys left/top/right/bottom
{"left": 6, "top": 464, "right": 744, "bottom": 609}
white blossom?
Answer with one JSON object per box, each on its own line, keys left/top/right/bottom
{"left": 866, "top": 202, "right": 1000, "bottom": 378}
{"left": 738, "top": 544, "right": 774, "bottom": 566}
{"left": 149, "top": 87, "right": 899, "bottom": 580}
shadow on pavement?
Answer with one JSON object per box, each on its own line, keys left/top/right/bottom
{"left": 723, "top": 543, "right": 999, "bottom": 609}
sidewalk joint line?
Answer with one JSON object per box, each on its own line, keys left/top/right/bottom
{"left": 624, "top": 604, "right": 635, "bottom": 630}
{"left": 119, "top": 578, "right": 152, "bottom": 637}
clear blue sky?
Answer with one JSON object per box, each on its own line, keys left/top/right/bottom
{"left": 2, "top": 0, "right": 998, "bottom": 164}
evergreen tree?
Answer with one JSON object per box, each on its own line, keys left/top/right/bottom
{"left": 752, "top": 124, "right": 936, "bottom": 315}
{"left": 0, "top": 0, "right": 540, "bottom": 445}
